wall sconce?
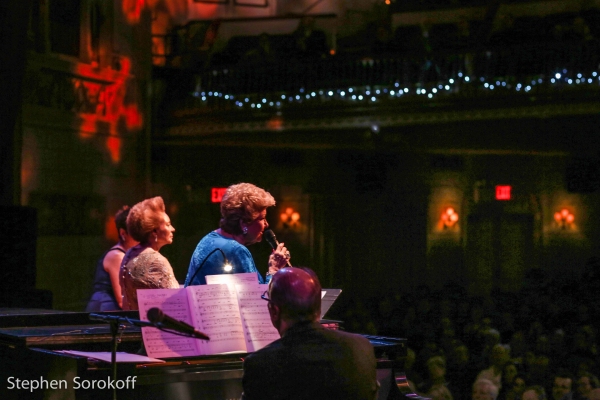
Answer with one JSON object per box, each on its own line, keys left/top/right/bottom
{"left": 554, "top": 208, "right": 574, "bottom": 229}
{"left": 441, "top": 207, "right": 459, "bottom": 229}
{"left": 280, "top": 207, "right": 300, "bottom": 229}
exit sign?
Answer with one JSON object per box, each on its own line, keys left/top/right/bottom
{"left": 211, "top": 187, "right": 227, "bottom": 203}
{"left": 495, "top": 185, "right": 512, "bottom": 200}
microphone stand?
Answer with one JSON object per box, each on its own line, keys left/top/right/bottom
{"left": 89, "top": 313, "right": 157, "bottom": 400}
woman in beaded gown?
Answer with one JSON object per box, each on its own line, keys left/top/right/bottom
{"left": 120, "top": 196, "right": 179, "bottom": 311}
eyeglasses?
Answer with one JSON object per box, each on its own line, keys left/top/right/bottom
{"left": 261, "top": 291, "right": 272, "bottom": 303}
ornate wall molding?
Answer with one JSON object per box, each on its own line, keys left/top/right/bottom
{"left": 164, "top": 100, "right": 600, "bottom": 137}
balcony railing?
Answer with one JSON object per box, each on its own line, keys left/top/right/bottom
{"left": 155, "top": 39, "right": 600, "bottom": 117}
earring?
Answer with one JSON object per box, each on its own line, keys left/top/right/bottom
{"left": 154, "top": 235, "right": 158, "bottom": 242}
{"left": 242, "top": 226, "right": 248, "bottom": 235}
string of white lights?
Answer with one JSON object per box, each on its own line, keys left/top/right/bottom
{"left": 191, "top": 68, "right": 600, "bottom": 110}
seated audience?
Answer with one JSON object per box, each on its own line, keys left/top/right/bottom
{"left": 447, "top": 341, "right": 479, "bottom": 400}
{"left": 576, "top": 372, "right": 600, "bottom": 400}
{"left": 588, "top": 389, "right": 600, "bottom": 400}
{"left": 420, "top": 355, "right": 454, "bottom": 400}
{"left": 522, "top": 386, "right": 547, "bottom": 400}
{"left": 240, "top": 33, "right": 277, "bottom": 66}
{"left": 551, "top": 371, "right": 574, "bottom": 400}
{"left": 292, "top": 16, "right": 328, "bottom": 61}
{"left": 473, "top": 378, "right": 499, "bottom": 400}
{"left": 509, "top": 375, "right": 528, "bottom": 400}
{"left": 498, "top": 363, "right": 523, "bottom": 400}
{"left": 476, "top": 344, "right": 511, "bottom": 390}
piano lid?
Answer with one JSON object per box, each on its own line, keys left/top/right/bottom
{"left": 0, "top": 309, "right": 140, "bottom": 328}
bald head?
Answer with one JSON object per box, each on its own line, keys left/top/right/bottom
{"left": 269, "top": 267, "right": 321, "bottom": 324}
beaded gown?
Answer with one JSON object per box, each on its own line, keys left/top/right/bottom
{"left": 119, "top": 245, "right": 179, "bottom": 311}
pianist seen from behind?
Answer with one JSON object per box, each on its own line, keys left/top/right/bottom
{"left": 241, "top": 267, "right": 379, "bottom": 400}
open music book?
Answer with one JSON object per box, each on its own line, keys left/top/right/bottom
{"left": 137, "top": 273, "right": 280, "bottom": 359}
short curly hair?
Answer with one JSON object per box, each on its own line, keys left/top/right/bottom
{"left": 126, "top": 196, "right": 166, "bottom": 242}
{"left": 220, "top": 183, "right": 275, "bottom": 235}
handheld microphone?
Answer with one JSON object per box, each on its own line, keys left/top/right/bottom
{"left": 263, "top": 229, "right": 292, "bottom": 267}
{"left": 146, "top": 307, "right": 210, "bottom": 340}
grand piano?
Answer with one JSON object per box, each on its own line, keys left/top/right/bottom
{"left": 0, "top": 309, "right": 423, "bottom": 400}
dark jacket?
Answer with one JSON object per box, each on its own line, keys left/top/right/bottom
{"left": 242, "top": 321, "right": 378, "bottom": 400}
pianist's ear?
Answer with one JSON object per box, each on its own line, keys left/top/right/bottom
{"left": 267, "top": 302, "right": 280, "bottom": 324}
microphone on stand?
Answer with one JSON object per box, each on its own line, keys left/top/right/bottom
{"left": 263, "top": 229, "right": 292, "bottom": 268}
{"left": 147, "top": 308, "right": 210, "bottom": 340}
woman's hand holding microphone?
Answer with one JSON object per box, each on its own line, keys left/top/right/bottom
{"left": 264, "top": 229, "right": 291, "bottom": 275}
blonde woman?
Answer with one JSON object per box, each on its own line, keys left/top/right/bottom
{"left": 120, "top": 196, "right": 179, "bottom": 310}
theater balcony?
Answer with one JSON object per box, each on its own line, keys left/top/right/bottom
{"left": 150, "top": 9, "right": 600, "bottom": 151}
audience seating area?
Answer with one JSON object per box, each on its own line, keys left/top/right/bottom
{"left": 331, "top": 260, "right": 600, "bottom": 400}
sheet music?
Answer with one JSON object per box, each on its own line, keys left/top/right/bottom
{"left": 320, "top": 289, "right": 342, "bottom": 320}
{"left": 137, "top": 288, "right": 201, "bottom": 359}
{"left": 235, "top": 283, "right": 280, "bottom": 352}
{"left": 205, "top": 272, "right": 259, "bottom": 289}
{"left": 187, "top": 284, "right": 247, "bottom": 354}
{"left": 57, "top": 351, "right": 165, "bottom": 364}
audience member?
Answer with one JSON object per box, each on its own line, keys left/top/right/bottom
{"left": 588, "top": 389, "right": 600, "bottom": 400}
{"left": 498, "top": 362, "right": 521, "bottom": 400}
{"left": 454, "top": 17, "right": 476, "bottom": 77}
{"left": 506, "top": 375, "right": 528, "bottom": 400}
{"left": 182, "top": 20, "right": 220, "bottom": 70}
{"left": 551, "top": 371, "right": 573, "bottom": 400}
{"left": 369, "top": 22, "right": 395, "bottom": 57}
{"left": 241, "top": 33, "right": 277, "bottom": 66}
{"left": 529, "top": 355, "right": 551, "bottom": 388}
{"left": 416, "top": 21, "right": 441, "bottom": 84}
{"left": 522, "top": 386, "right": 547, "bottom": 400}
{"left": 576, "top": 372, "right": 600, "bottom": 400}
{"left": 473, "top": 378, "right": 499, "bottom": 400}
{"left": 291, "top": 16, "right": 328, "bottom": 61}
{"left": 509, "top": 332, "right": 528, "bottom": 364}
{"left": 447, "top": 341, "right": 479, "bottom": 400}
{"left": 548, "top": 330, "right": 569, "bottom": 368}
{"left": 476, "top": 344, "right": 511, "bottom": 390}
{"left": 404, "top": 347, "right": 423, "bottom": 392}
{"left": 419, "top": 355, "right": 454, "bottom": 400}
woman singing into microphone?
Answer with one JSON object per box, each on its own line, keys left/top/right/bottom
{"left": 184, "top": 183, "right": 290, "bottom": 286}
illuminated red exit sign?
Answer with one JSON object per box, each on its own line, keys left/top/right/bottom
{"left": 495, "top": 185, "right": 512, "bottom": 200}
{"left": 211, "top": 187, "right": 227, "bottom": 203}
